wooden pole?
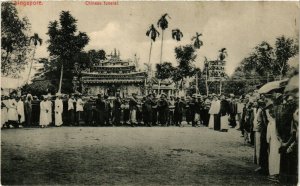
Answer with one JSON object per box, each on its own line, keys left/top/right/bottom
{"left": 219, "top": 80, "right": 222, "bottom": 95}
{"left": 195, "top": 73, "right": 198, "bottom": 94}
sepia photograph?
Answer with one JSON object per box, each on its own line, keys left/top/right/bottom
{"left": 1, "top": 1, "right": 299, "bottom": 185}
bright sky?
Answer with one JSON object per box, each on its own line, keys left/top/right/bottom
{"left": 17, "top": 1, "right": 299, "bottom": 76}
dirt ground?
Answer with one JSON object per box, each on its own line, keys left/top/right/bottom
{"left": 1, "top": 126, "right": 275, "bottom": 185}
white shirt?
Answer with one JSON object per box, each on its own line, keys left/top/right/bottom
{"left": 68, "top": 98, "right": 75, "bottom": 110}
{"left": 55, "top": 98, "right": 63, "bottom": 113}
{"left": 76, "top": 98, "right": 84, "bottom": 112}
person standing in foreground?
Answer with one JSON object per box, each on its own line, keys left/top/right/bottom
{"left": 54, "top": 93, "right": 63, "bottom": 127}
{"left": 76, "top": 95, "right": 84, "bottom": 125}
{"left": 24, "top": 95, "right": 32, "bottom": 126}
{"left": 84, "top": 97, "right": 94, "bottom": 125}
{"left": 113, "top": 94, "right": 122, "bottom": 126}
{"left": 208, "top": 95, "right": 220, "bottom": 130}
{"left": 277, "top": 95, "right": 298, "bottom": 184}
{"left": 39, "top": 95, "right": 49, "bottom": 128}
{"left": 68, "top": 95, "right": 76, "bottom": 125}
{"left": 143, "top": 94, "right": 153, "bottom": 127}
{"left": 219, "top": 95, "right": 231, "bottom": 132}
{"left": 16, "top": 96, "right": 25, "bottom": 128}
{"left": 96, "top": 94, "right": 105, "bottom": 126}
{"left": 266, "top": 104, "right": 281, "bottom": 181}
{"left": 46, "top": 95, "right": 53, "bottom": 126}
{"left": 7, "top": 95, "right": 18, "bottom": 128}
{"left": 256, "top": 99, "right": 270, "bottom": 175}
{"left": 253, "top": 100, "right": 265, "bottom": 166}
{"left": 1, "top": 96, "right": 8, "bottom": 128}
{"left": 129, "top": 93, "right": 138, "bottom": 127}
{"left": 157, "top": 93, "right": 169, "bottom": 126}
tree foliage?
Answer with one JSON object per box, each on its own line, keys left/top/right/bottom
{"left": 146, "top": 24, "right": 160, "bottom": 42}
{"left": 1, "top": 2, "right": 32, "bottom": 76}
{"left": 46, "top": 11, "right": 89, "bottom": 93}
{"left": 171, "top": 29, "right": 183, "bottom": 41}
{"left": 155, "top": 62, "right": 175, "bottom": 80}
{"left": 273, "top": 36, "right": 298, "bottom": 78}
{"left": 191, "top": 32, "right": 203, "bottom": 49}
{"left": 172, "top": 45, "right": 197, "bottom": 89}
{"left": 88, "top": 49, "right": 106, "bottom": 64}
{"left": 157, "top": 13, "right": 170, "bottom": 30}
{"left": 47, "top": 11, "right": 90, "bottom": 71}
{"left": 228, "top": 35, "right": 298, "bottom": 95}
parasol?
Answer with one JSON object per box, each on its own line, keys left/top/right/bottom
{"left": 258, "top": 79, "right": 289, "bottom": 94}
{"left": 284, "top": 74, "right": 299, "bottom": 97}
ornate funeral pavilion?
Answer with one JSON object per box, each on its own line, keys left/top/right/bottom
{"left": 80, "top": 49, "right": 147, "bottom": 97}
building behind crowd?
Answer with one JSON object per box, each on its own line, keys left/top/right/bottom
{"left": 80, "top": 49, "right": 147, "bottom": 97}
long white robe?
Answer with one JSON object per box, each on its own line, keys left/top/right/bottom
{"left": 1, "top": 101, "right": 8, "bottom": 126}
{"left": 47, "top": 100, "right": 52, "bottom": 125}
{"left": 7, "top": 99, "right": 18, "bottom": 121}
{"left": 3, "top": 100, "right": 9, "bottom": 123}
{"left": 220, "top": 115, "right": 229, "bottom": 130}
{"left": 266, "top": 111, "right": 280, "bottom": 176}
{"left": 39, "top": 101, "right": 49, "bottom": 126}
{"left": 208, "top": 100, "right": 220, "bottom": 129}
{"left": 55, "top": 99, "right": 63, "bottom": 126}
{"left": 17, "top": 100, "right": 25, "bottom": 123}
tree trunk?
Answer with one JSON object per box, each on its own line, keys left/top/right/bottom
{"left": 148, "top": 41, "right": 153, "bottom": 68}
{"left": 195, "top": 73, "right": 198, "bottom": 94}
{"left": 160, "top": 30, "right": 164, "bottom": 64}
{"left": 27, "top": 46, "right": 36, "bottom": 84}
{"left": 148, "top": 41, "right": 153, "bottom": 79}
{"left": 58, "top": 63, "right": 63, "bottom": 93}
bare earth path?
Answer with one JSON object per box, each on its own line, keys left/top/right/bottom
{"left": 1, "top": 126, "right": 274, "bottom": 185}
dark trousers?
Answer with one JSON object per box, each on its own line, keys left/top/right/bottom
{"left": 85, "top": 110, "right": 93, "bottom": 125}
{"left": 280, "top": 147, "right": 298, "bottom": 184}
{"left": 259, "top": 127, "right": 269, "bottom": 174}
{"left": 214, "top": 114, "right": 221, "bottom": 130}
{"left": 174, "top": 112, "right": 182, "bottom": 126}
{"left": 76, "top": 111, "right": 83, "bottom": 125}
{"left": 68, "top": 109, "right": 75, "bottom": 125}
{"left": 143, "top": 110, "right": 152, "bottom": 126}
{"left": 168, "top": 110, "right": 174, "bottom": 125}
{"left": 229, "top": 113, "right": 237, "bottom": 127}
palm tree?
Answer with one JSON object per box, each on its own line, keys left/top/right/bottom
{"left": 191, "top": 32, "right": 203, "bottom": 49}
{"left": 171, "top": 29, "right": 183, "bottom": 41}
{"left": 218, "top": 48, "right": 228, "bottom": 61}
{"left": 27, "top": 33, "right": 42, "bottom": 84}
{"left": 146, "top": 24, "right": 160, "bottom": 76}
{"left": 157, "top": 13, "right": 170, "bottom": 64}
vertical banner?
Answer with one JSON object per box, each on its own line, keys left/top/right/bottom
{"left": 207, "top": 60, "right": 226, "bottom": 81}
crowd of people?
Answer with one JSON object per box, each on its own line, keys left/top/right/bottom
{"left": 235, "top": 91, "right": 298, "bottom": 184}
{"left": 1, "top": 89, "right": 298, "bottom": 184}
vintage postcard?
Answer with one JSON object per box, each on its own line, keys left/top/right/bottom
{"left": 1, "top": 1, "right": 299, "bottom": 185}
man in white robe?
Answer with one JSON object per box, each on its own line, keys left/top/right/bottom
{"left": 76, "top": 95, "right": 84, "bottom": 125}
{"left": 55, "top": 94, "right": 63, "bottom": 126}
{"left": 266, "top": 107, "right": 280, "bottom": 177}
{"left": 208, "top": 95, "right": 220, "bottom": 129}
{"left": 46, "top": 95, "right": 53, "bottom": 126}
{"left": 40, "top": 96, "right": 49, "bottom": 127}
{"left": 17, "top": 96, "right": 25, "bottom": 127}
{"left": 1, "top": 96, "right": 8, "bottom": 128}
{"left": 7, "top": 95, "right": 18, "bottom": 128}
